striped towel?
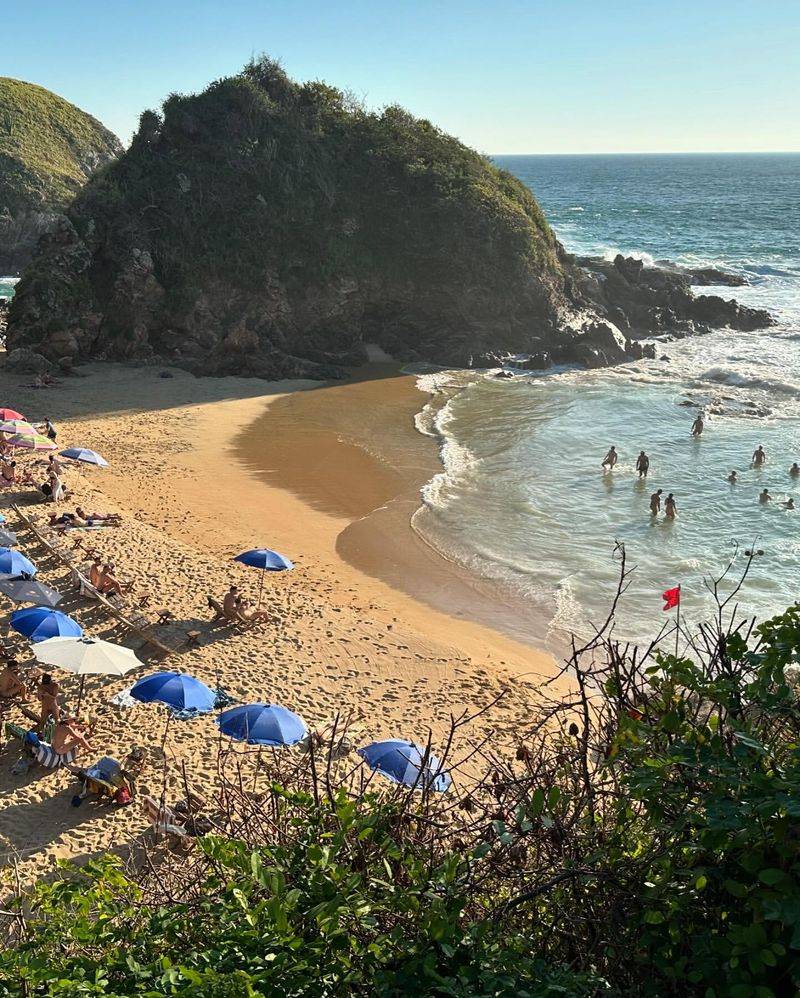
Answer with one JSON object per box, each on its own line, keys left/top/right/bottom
{"left": 34, "top": 743, "right": 77, "bottom": 770}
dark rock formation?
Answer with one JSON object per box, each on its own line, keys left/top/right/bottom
{"left": 0, "top": 77, "right": 122, "bottom": 272}
{"left": 5, "top": 61, "right": 774, "bottom": 379}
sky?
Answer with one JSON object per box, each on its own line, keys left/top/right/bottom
{"left": 3, "top": 0, "right": 799, "bottom": 154}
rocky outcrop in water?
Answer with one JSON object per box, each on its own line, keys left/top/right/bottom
{"left": 5, "top": 61, "right": 773, "bottom": 378}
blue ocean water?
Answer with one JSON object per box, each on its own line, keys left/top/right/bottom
{"left": 413, "top": 154, "right": 800, "bottom": 648}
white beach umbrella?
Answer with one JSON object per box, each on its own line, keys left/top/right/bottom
{"left": 33, "top": 636, "right": 144, "bottom": 710}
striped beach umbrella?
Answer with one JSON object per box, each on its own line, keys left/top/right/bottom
{"left": 6, "top": 432, "right": 57, "bottom": 451}
{"left": 0, "top": 420, "right": 37, "bottom": 436}
{"left": 59, "top": 447, "right": 108, "bottom": 467}
{"left": 0, "top": 409, "right": 25, "bottom": 422}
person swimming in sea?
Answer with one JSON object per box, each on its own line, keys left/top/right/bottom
{"left": 753, "top": 445, "right": 766, "bottom": 466}
{"left": 601, "top": 446, "right": 618, "bottom": 470}
{"left": 636, "top": 450, "right": 650, "bottom": 478}
{"left": 759, "top": 488, "right": 772, "bottom": 504}
{"left": 664, "top": 493, "right": 677, "bottom": 519}
{"left": 691, "top": 413, "right": 704, "bottom": 437}
{"left": 649, "top": 488, "right": 663, "bottom": 516}
{"left": 781, "top": 497, "right": 795, "bottom": 510}
{"left": 727, "top": 470, "right": 738, "bottom": 484}
{"left": 790, "top": 462, "right": 800, "bottom": 478}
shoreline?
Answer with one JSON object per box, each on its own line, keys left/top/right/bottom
{"left": 0, "top": 361, "right": 563, "bottom": 883}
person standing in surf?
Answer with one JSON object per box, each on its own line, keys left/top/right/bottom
{"left": 636, "top": 450, "right": 650, "bottom": 478}
{"left": 601, "top": 446, "right": 618, "bottom": 470}
{"left": 727, "top": 470, "right": 738, "bottom": 484}
{"left": 759, "top": 488, "right": 772, "bottom": 504}
{"left": 691, "top": 413, "right": 705, "bottom": 437}
{"left": 664, "top": 493, "right": 677, "bottom": 519}
{"left": 649, "top": 488, "right": 663, "bottom": 516}
{"left": 753, "top": 444, "right": 766, "bottom": 466}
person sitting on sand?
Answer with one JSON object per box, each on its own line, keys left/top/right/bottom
{"left": 691, "top": 413, "right": 705, "bottom": 437}
{"left": 48, "top": 469, "right": 65, "bottom": 503}
{"left": 97, "top": 563, "right": 123, "bottom": 597}
{"left": 0, "top": 662, "right": 27, "bottom": 702}
{"left": 664, "top": 493, "right": 677, "bottom": 519}
{"left": 649, "top": 489, "right": 663, "bottom": 515}
{"left": 781, "top": 497, "right": 795, "bottom": 511}
{"left": 727, "top": 470, "right": 738, "bottom": 484}
{"left": 601, "top": 446, "right": 618, "bottom": 470}
{"left": 222, "top": 586, "right": 242, "bottom": 622}
{"left": 753, "top": 445, "right": 766, "bottom": 466}
{"left": 236, "top": 598, "right": 272, "bottom": 625}
{"left": 791, "top": 463, "right": 800, "bottom": 478}
{"left": 1, "top": 459, "right": 16, "bottom": 484}
{"left": 47, "top": 454, "right": 63, "bottom": 476}
{"left": 759, "top": 488, "right": 772, "bottom": 504}
{"left": 636, "top": 451, "right": 650, "bottom": 478}
{"left": 50, "top": 717, "right": 91, "bottom": 758}
{"left": 36, "top": 674, "right": 61, "bottom": 731}
{"left": 88, "top": 557, "right": 103, "bottom": 589}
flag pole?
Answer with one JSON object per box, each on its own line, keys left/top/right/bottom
{"left": 675, "top": 585, "right": 681, "bottom": 657}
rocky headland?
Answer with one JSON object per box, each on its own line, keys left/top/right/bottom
{"left": 0, "top": 77, "right": 122, "bottom": 274}
{"left": 4, "top": 60, "right": 772, "bottom": 379}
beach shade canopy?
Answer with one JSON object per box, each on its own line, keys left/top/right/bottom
{"left": 0, "top": 548, "right": 37, "bottom": 578}
{"left": 216, "top": 703, "right": 308, "bottom": 747}
{"left": 0, "top": 529, "right": 17, "bottom": 547}
{"left": 357, "top": 739, "right": 452, "bottom": 792}
{"left": 10, "top": 607, "right": 82, "bottom": 643}
{"left": 234, "top": 548, "right": 294, "bottom": 572}
{"left": 6, "top": 432, "right": 56, "bottom": 451}
{"left": 130, "top": 671, "right": 216, "bottom": 712}
{"left": 59, "top": 447, "right": 108, "bottom": 467}
{"left": 0, "top": 577, "right": 62, "bottom": 606}
{"left": 0, "top": 419, "right": 36, "bottom": 436}
{"left": 0, "top": 409, "right": 25, "bottom": 422}
{"left": 33, "top": 636, "right": 142, "bottom": 677}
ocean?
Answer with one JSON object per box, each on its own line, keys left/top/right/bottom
{"left": 412, "top": 154, "right": 800, "bottom": 650}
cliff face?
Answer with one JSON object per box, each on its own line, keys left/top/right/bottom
{"left": 0, "top": 77, "right": 122, "bottom": 273}
{"left": 5, "top": 60, "right": 773, "bottom": 377}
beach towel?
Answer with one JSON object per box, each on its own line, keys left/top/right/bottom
{"left": 35, "top": 742, "right": 77, "bottom": 770}
{"left": 109, "top": 685, "right": 139, "bottom": 708}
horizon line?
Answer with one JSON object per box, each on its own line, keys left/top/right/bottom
{"left": 490, "top": 150, "right": 800, "bottom": 157}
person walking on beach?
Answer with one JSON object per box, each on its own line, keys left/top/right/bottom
{"left": 753, "top": 445, "right": 766, "bottom": 466}
{"left": 636, "top": 450, "right": 650, "bottom": 478}
{"left": 691, "top": 413, "right": 705, "bottom": 437}
{"left": 727, "top": 470, "right": 738, "bottom": 484}
{"left": 649, "top": 488, "right": 663, "bottom": 516}
{"left": 43, "top": 418, "right": 57, "bottom": 442}
{"left": 601, "top": 446, "right": 618, "bottom": 470}
{"left": 664, "top": 493, "right": 677, "bottom": 519}
{"left": 759, "top": 488, "right": 772, "bottom": 504}
{"left": 36, "top": 674, "right": 61, "bottom": 731}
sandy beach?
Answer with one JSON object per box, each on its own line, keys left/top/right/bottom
{"left": 0, "top": 361, "right": 561, "bottom": 885}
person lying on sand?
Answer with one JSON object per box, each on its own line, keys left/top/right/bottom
{"left": 0, "top": 662, "right": 27, "bottom": 702}
{"left": 75, "top": 507, "right": 121, "bottom": 523}
{"left": 759, "top": 489, "right": 772, "bottom": 504}
{"left": 753, "top": 445, "right": 766, "bottom": 466}
{"left": 36, "top": 673, "right": 62, "bottom": 731}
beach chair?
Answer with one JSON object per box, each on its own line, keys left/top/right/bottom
{"left": 71, "top": 755, "right": 135, "bottom": 806}
{"left": 207, "top": 596, "right": 227, "bottom": 624}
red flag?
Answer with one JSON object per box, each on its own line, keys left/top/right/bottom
{"left": 662, "top": 586, "right": 681, "bottom": 611}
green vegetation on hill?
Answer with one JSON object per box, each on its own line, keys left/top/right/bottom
{"left": 0, "top": 77, "right": 121, "bottom": 214}
{"left": 8, "top": 58, "right": 564, "bottom": 372}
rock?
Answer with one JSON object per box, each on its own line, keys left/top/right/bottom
{"left": 5, "top": 347, "right": 52, "bottom": 374}
{"left": 515, "top": 351, "right": 553, "bottom": 370}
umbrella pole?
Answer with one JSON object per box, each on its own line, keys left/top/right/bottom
{"left": 76, "top": 676, "right": 86, "bottom": 715}
{"left": 257, "top": 571, "right": 265, "bottom": 609}
{"left": 160, "top": 710, "right": 173, "bottom": 811}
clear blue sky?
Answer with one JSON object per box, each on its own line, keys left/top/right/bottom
{"left": 4, "top": 0, "right": 799, "bottom": 153}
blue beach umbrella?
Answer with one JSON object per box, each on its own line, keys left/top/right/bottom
{"left": 0, "top": 548, "right": 36, "bottom": 578}
{"left": 10, "top": 606, "right": 83, "bottom": 643}
{"left": 59, "top": 447, "right": 109, "bottom": 467}
{"left": 130, "top": 671, "right": 216, "bottom": 713}
{"left": 234, "top": 548, "right": 294, "bottom": 605}
{"left": 216, "top": 703, "right": 308, "bottom": 747}
{"left": 358, "top": 739, "right": 452, "bottom": 792}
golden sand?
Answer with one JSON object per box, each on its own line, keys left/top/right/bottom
{"left": 0, "top": 362, "right": 561, "bottom": 884}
